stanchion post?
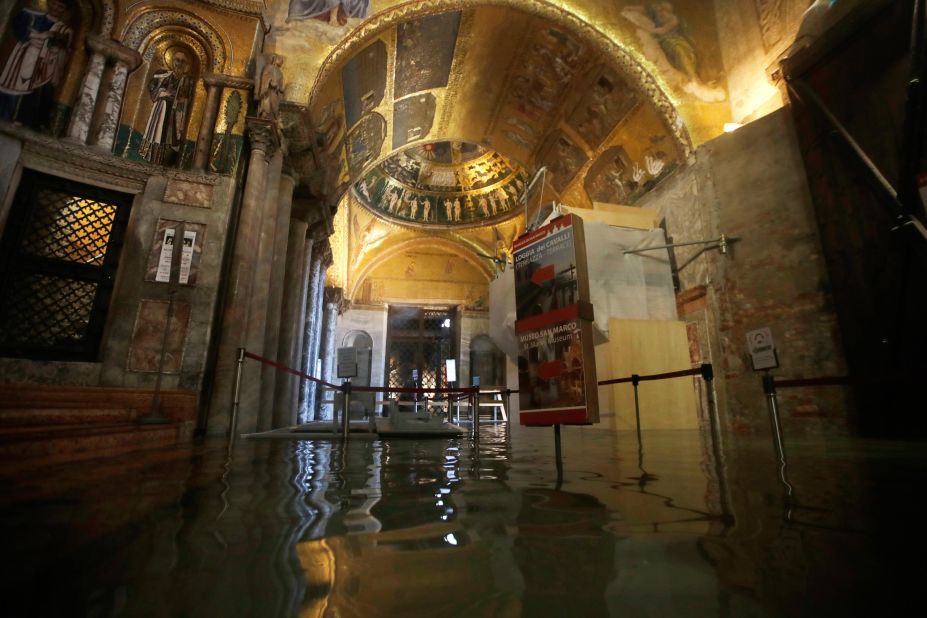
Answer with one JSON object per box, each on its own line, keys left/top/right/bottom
{"left": 229, "top": 347, "right": 246, "bottom": 444}
{"left": 341, "top": 381, "right": 351, "bottom": 440}
{"left": 632, "top": 374, "right": 642, "bottom": 446}
{"left": 471, "top": 388, "right": 479, "bottom": 440}
{"left": 554, "top": 424, "right": 563, "bottom": 488}
{"left": 503, "top": 388, "right": 512, "bottom": 425}
{"left": 763, "top": 372, "right": 786, "bottom": 462}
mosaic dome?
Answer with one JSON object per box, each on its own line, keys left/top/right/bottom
{"left": 352, "top": 141, "right": 529, "bottom": 227}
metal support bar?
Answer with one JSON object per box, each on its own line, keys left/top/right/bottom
{"left": 554, "top": 423, "right": 563, "bottom": 486}
{"left": 623, "top": 234, "right": 739, "bottom": 256}
{"left": 788, "top": 77, "right": 927, "bottom": 242}
{"left": 228, "top": 347, "right": 245, "bottom": 445}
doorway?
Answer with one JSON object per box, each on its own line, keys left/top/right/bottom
{"left": 385, "top": 306, "right": 458, "bottom": 390}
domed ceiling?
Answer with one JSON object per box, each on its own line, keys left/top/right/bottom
{"left": 352, "top": 141, "right": 529, "bottom": 227}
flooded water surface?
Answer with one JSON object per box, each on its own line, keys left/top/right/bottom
{"left": 1, "top": 424, "right": 923, "bottom": 617}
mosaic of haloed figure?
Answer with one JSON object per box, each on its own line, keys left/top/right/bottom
{"left": 139, "top": 48, "right": 195, "bottom": 166}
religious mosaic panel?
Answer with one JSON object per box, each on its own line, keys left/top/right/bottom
{"left": 394, "top": 11, "right": 461, "bottom": 99}
{"left": 619, "top": 1, "right": 726, "bottom": 103}
{"left": 0, "top": 0, "right": 80, "bottom": 133}
{"left": 353, "top": 140, "right": 527, "bottom": 227}
{"left": 341, "top": 39, "right": 387, "bottom": 129}
{"left": 209, "top": 89, "right": 246, "bottom": 175}
{"left": 535, "top": 130, "right": 588, "bottom": 192}
{"left": 392, "top": 93, "right": 436, "bottom": 150}
{"left": 492, "top": 24, "right": 589, "bottom": 154}
{"left": 287, "top": 0, "right": 371, "bottom": 27}
{"left": 566, "top": 66, "right": 639, "bottom": 150}
{"left": 583, "top": 144, "right": 677, "bottom": 206}
{"left": 345, "top": 112, "right": 386, "bottom": 177}
{"left": 118, "top": 44, "right": 200, "bottom": 167}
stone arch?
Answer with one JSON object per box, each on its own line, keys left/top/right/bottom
{"left": 348, "top": 237, "right": 493, "bottom": 301}
{"left": 121, "top": 9, "right": 228, "bottom": 72}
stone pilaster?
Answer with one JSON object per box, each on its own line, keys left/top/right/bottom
{"left": 318, "top": 286, "right": 344, "bottom": 421}
{"left": 207, "top": 118, "right": 279, "bottom": 435}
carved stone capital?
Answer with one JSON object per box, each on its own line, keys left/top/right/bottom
{"left": 306, "top": 217, "right": 330, "bottom": 241}
{"left": 245, "top": 117, "right": 279, "bottom": 156}
{"left": 203, "top": 72, "right": 254, "bottom": 90}
{"left": 86, "top": 35, "right": 142, "bottom": 70}
{"left": 323, "top": 287, "right": 344, "bottom": 306}
{"left": 317, "top": 240, "right": 333, "bottom": 268}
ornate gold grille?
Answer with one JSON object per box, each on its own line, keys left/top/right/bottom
{"left": 0, "top": 171, "right": 132, "bottom": 360}
{"left": 386, "top": 306, "right": 457, "bottom": 392}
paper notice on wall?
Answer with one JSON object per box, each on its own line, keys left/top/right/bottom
{"left": 179, "top": 231, "right": 196, "bottom": 284}
{"left": 156, "top": 228, "right": 176, "bottom": 283}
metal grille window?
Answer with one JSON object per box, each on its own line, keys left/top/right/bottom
{"left": 0, "top": 170, "right": 132, "bottom": 361}
{"left": 386, "top": 306, "right": 458, "bottom": 391}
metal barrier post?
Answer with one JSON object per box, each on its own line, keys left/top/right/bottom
{"left": 632, "top": 374, "right": 642, "bottom": 445}
{"left": 763, "top": 371, "right": 795, "bottom": 509}
{"left": 503, "top": 389, "right": 512, "bottom": 425}
{"left": 471, "top": 389, "right": 479, "bottom": 439}
{"left": 341, "top": 381, "right": 351, "bottom": 440}
{"left": 228, "top": 347, "right": 245, "bottom": 444}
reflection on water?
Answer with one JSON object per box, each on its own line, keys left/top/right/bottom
{"left": 1, "top": 424, "right": 924, "bottom": 616}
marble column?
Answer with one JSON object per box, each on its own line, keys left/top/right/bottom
{"left": 260, "top": 168, "right": 298, "bottom": 428}
{"left": 318, "top": 287, "right": 343, "bottom": 421}
{"left": 299, "top": 240, "right": 329, "bottom": 422}
{"left": 245, "top": 149, "right": 284, "bottom": 432}
{"left": 272, "top": 201, "right": 315, "bottom": 427}
{"left": 67, "top": 50, "right": 106, "bottom": 144}
{"left": 208, "top": 118, "right": 278, "bottom": 436}
{"left": 90, "top": 39, "right": 141, "bottom": 151}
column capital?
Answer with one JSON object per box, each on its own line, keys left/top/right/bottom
{"left": 86, "top": 35, "right": 142, "bottom": 71}
{"left": 317, "top": 239, "right": 333, "bottom": 268}
{"left": 246, "top": 117, "right": 279, "bottom": 156}
{"left": 293, "top": 199, "right": 326, "bottom": 225}
{"left": 306, "top": 218, "right": 330, "bottom": 241}
{"left": 323, "top": 286, "right": 344, "bottom": 306}
{"left": 204, "top": 72, "right": 254, "bottom": 90}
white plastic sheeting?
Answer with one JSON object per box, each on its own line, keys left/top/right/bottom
{"left": 489, "top": 221, "right": 677, "bottom": 360}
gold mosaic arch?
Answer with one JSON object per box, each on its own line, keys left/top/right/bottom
{"left": 348, "top": 237, "right": 493, "bottom": 301}
{"left": 120, "top": 8, "right": 229, "bottom": 72}
{"left": 307, "top": 0, "right": 693, "bottom": 157}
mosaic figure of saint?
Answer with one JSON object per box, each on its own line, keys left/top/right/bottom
{"left": 287, "top": 0, "right": 370, "bottom": 27}
{"left": 444, "top": 198, "right": 453, "bottom": 222}
{"left": 422, "top": 197, "right": 431, "bottom": 222}
{"left": 139, "top": 51, "right": 193, "bottom": 165}
{"left": 0, "top": 0, "right": 74, "bottom": 129}
{"left": 453, "top": 197, "right": 462, "bottom": 222}
{"left": 409, "top": 197, "right": 418, "bottom": 219}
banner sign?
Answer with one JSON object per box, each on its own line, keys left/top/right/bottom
{"left": 513, "top": 214, "right": 598, "bottom": 425}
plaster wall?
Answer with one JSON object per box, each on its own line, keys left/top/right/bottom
{"left": 335, "top": 306, "right": 388, "bottom": 390}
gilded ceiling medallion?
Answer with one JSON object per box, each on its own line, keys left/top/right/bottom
{"left": 352, "top": 140, "right": 528, "bottom": 227}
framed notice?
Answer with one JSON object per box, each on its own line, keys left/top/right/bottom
{"left": 513, "top": 214, "right": 598, "bottom": 425}
{"left": 145, "top": 219, "right": 206, "bottom": 285}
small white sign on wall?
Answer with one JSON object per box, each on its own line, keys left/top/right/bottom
{"left": 746, "top": 327, "right": 779, "bottom": 371}
{"left": 337, "top": 347, "right": 358, "bottom": 378}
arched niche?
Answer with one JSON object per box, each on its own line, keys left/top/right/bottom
{"left": 115, "top": 10, "right": 227, "bottom": 167}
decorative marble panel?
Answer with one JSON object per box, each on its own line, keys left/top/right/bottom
{"left": 127, "top": 299, "right": 192, "bottom": 373}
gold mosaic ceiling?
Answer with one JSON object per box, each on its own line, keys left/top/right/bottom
{"left": 308, "top": 4, "right": 702, "bottom": 206}
{"left": 352, "top": 140, "right": 528, "bottom": 227}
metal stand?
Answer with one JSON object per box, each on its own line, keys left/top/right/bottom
{"left": 631, "top": 374, "right": 642, "bottom": 447}
{"left": 228, "top": 347, "right": 245, "bottom": 445}
{"left": 554, "top": 424, "right": 563, "bottom": 489}
{"left": 763, "top": 372, "right": 795, "bottom": 512}
{"left": 470, "top": 388, "right": 480, "bottom": 440}
{"left": 139, "top": 290, "right": 176, "bottom": 425}
{"left": 341, "top": 380, "right": 352, "bottom": 440}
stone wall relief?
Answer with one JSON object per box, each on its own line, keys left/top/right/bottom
{"left": 0, "top": 0, "right": 84, "bottom": 134}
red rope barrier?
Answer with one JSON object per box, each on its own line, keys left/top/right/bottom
{"left": 242, "top": 350, "right": 479, "bottom": 397}
{"left": 597, "top": 366, "right": 702, "bottom": 386}
{"left": 242, "top": 351, "right": 341, "bottom": 390}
